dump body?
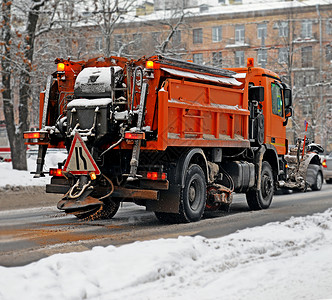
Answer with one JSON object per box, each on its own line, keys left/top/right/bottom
{"left": 24, "top": 55, "right": 294, "bottom": 223}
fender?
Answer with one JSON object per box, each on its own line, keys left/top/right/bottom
{"left": 265, "top": 143, "right": 280, "bottom": 175}
{"left": 255, "top": 144, "right": 280, "bottom": 190}
{"left": 175, "top": 148, "right": 209, "bottom": 188}
{"left": 299, "top": 153, "right": 321, "bottom": 182}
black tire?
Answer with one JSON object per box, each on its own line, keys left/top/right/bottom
{"left": 326, "top": 178, "right": 332, "bottom": 184}
{"left": 74, "top": 199, "right": 120, "bottom": 220}
{"left": 179, "top": 164, "right": 207, "bottom": 222}
{"left": 311, "top": 171, "right": 323, "bottom": 191}
{"left": 246, "top": 161, "right": 274, "bottom": 210}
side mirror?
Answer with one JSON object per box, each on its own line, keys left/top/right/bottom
{"left": 284, "top": 88, "right": 292, "bottom": 108}
{"left": 283, "top": 107, "right": 293, "bottom": 126}
{"left": 285, "top": 107, "right": 293, "bottom": 118}
{"left": 249, "top": 86, "right": 264, "bottom": 102}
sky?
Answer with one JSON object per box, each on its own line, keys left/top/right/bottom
{"left": 1, "top": 153, "right": 332, "bottom": 299}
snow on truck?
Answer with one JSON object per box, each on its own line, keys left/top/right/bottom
{"left": 24, "top": 55, "right": 294, "bottom": 222}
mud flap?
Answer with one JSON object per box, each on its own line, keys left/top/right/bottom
{"left": 145, "top": 184, "right": 181, "bottom": 213}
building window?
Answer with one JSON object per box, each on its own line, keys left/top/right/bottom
{"left": 257, "top": 23, "right": 267, "bottom": 41}
{"left": 235, "top": 25, "right": 245, "bottom": 44}
{"left": 278, "top": 21, "right": 288, "bottom": 37}
{"left": 235, "top": 51, "right": 244, "bottom": 67}
{"left": 327, "top": 99, "right": 332, "bottom": 116}
{"left": 193, "top": 53, "right": 203, "bottom": 64}
{"left": 133, "top": 33, "right": 142, "bottom": 50}
{"left": 302, "top": 103, "right": 312, "bottom": 115}
{"left": 257, "top": 49, "right": 267, "bottom": 66}
{"left": 199, "top": 4, "right": 209, "bottom": 13}
{"left": 301, "top": 46, "right": 312, "bottom": 68}
{"left": 212, "top": 26, "right": 222, "bottom": 42}
{"left": 218, "top": 0, "right": 225, "bottom": 3}
{"left": 151, "top": 32, "right": 160, "bottom": 47}
{"left": 326, "top": 45, "right": 332, "bottom": 63}
{"left": 113, "top": 34, "right": 122, "bottom": 53}
{"left": 193, "top": 28, "right": 203, "bottom": 44}
{"left": 278, "top": 47, "right": 288, "bottom": 64}
{"left": 212, "top": 51, "right": 222, "bottom": 67}
{"left": 172, "top": 30, "right": 181, "bottom": 46}
{"left": 301, "top": 20, "right": 312, "bottom": 38}
{"left": 271, "top": 82, "right": 283, "bottom": 117}
{"left": 295, "top": 71, "right": 315, "bottom": 87}
{"left": 95, "top": 37, "right": 103, "bottom": 51}
{"left": 327, "top": 19, "right": 332, "bottom": 35}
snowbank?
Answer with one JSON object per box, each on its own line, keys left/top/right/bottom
{"left": 1, "top": 209, "right": 332, "bottom": 300}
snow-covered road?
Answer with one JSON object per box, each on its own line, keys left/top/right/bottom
{"left": 1, "top": 153, "right": 332, "bottom": 300}
{"left": 0, "top": 209, "right": 332, "bottom": 300}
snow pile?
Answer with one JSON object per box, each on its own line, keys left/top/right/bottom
{"left": 1, "top": 209, "right": 332, "bottom": 300}
{"left": 0, "top": 150, "right": 67, "bottom": 187}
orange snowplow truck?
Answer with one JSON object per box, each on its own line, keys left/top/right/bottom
{"left": 24, "top": 55, "right": 293, "bottom": 222}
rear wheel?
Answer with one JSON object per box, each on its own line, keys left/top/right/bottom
{"left": 311, "top": 171, "right": 323, "bottom": 191}
{"left": 179, "top": 164, "right": 207, "bottom": 222}
{"left": 246, "top": 161, "right": 274, "bottom": 210}
{"left": 154, "top": 164, "right": 206, "bottom": 223}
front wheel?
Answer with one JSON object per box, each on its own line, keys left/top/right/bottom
{"left": 246, "top": 161, "right": 274, "bottom": 210}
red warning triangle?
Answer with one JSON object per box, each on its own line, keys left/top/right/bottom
{"left": 63, "top": 132, "right": 101, "bottom": 175}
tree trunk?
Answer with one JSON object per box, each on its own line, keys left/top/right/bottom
{"left": 1, "top": 0, "right": 47, "bottom": 170}
{"left": 1, "top": 0, "right": 26, "bottom": 170}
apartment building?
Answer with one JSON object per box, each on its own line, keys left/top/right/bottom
{"left": 33, "top": 0, "right": 332, "bottom": 149}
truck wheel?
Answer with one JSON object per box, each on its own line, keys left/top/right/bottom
{"left": 179, "top": 164, "right": 207, "bottom": 222}
{"left": 311, "top": 171, "right": 323, "bottom": 191}
{"left": 74, "top": 199, "right": 120, "bottom": 220}
{"left": 246, "top": 161, "right": 274, "bottom": 210}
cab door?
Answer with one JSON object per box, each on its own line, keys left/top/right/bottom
{"left": 267, "top": 81, "right": 287, "bottom": 155}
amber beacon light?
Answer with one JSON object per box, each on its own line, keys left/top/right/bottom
{"left": 57, "top": 62, "right": 65, "bottom": 72}
{"left": 146, "top": 60, "right": 154, "bottom": 69}
{"left": 247, "top": 58, "right": 254, "bottom": 67}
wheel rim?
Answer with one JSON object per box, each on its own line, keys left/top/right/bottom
{"left": 188, "top": 178, "right": 201, "bottom": 211}
{"left": 261, "top": 173, "right": 273, "bottom": 199}
{"left": 317, "top": 173, "right": 322, "bottom": 190}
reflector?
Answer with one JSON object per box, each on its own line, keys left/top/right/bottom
{"left": 124, "top": 132, "right": 145, "bottom": 140}
{"left": 23, "top": 131, "right": 47, "bottom": 140}
{"left": 49, "top": 168, "right": 63, "bottom": 177}
{"left": 146, "top": 172, "right": 167, "bottom": 181}
{"left": 24, "top": 132, "right": 40, "bottom": 139}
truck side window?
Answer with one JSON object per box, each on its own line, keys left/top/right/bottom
{"left": 271, "top": 82, "right": 283, "bottom": 117}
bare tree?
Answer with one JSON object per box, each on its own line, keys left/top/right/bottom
{"left": 1, "top": 0, "right": 47, "bottom": 169}
{"left": 154, "top": 6, "right": 190, "bottom": 57}
{"left": 268, "top": 8, "right": 332, "bottom": 147}
{"left": 91, "top": 0, "right": 136, "bottom": 57}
